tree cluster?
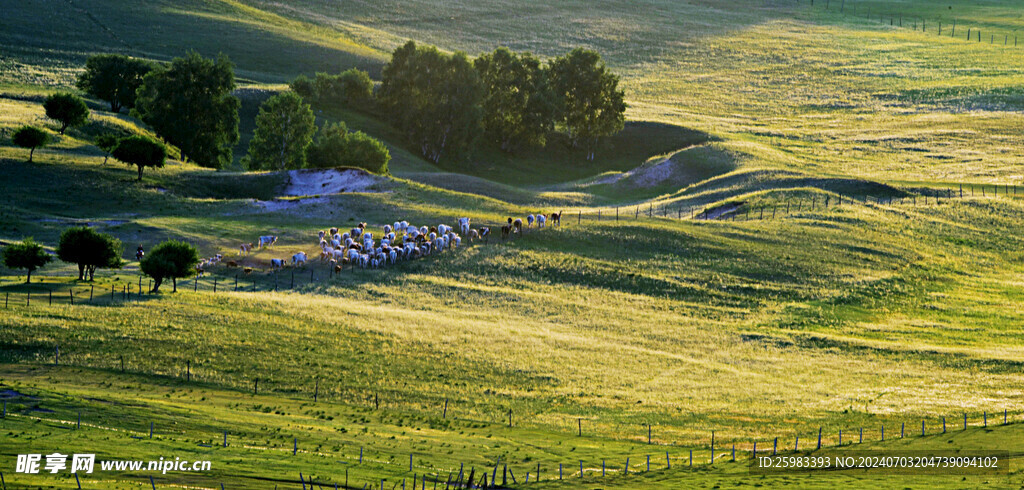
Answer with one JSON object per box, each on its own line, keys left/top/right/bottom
{"left": 140, "top": 240, "right": 200, "bottom": 293}
{"left": 245, "top": 95, "right": 389, "bottom": 175}
{"left": 377, "top": 42, "right": 626, "bottom": 162}
{"left": 291, "top": 68, "right": 374, "bottom": 112}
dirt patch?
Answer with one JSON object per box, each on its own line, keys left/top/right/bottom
{"left": 256, "top": 196, "right": 329, "bottom": 212}
{"left": 281, "top": 168, "right": 386, "bottom": 196}
{"left": 702, "top": 202, "right": 745, "bottom": 220}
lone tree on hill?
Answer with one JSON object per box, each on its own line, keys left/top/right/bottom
{"left": 549, "top": 48, "right": 626, "bottom": 160}
{"left": 2, "top": 238, "right": 52, "bottom": 283}
{"left": 43, "top": 93, "right": 90, "bottom": 135}
{"left": 132, "top": 51, "right": 239, "bottom": 169}
{"left": 76, "top": 54, "right": 154, "bottom": 113}
{"left": 112, "top": 135, "right": 167, "bottom": 181}
{"left": 379, "top": 41, "right": 483, "bottom": 163}
{"left": 245, "top": 91, "right": 316, "bottom": 171}
{"left": 140, "top": 240, "right": 200, "bottom": 293}
{"left": 56, "top": 227, "right": 124, "bottom": 281}
{"left": 12, "top": 126, "right": 51, "bottom": 163}
{"left": 95, "top": 133, "right": 120, "bottom": 164}
{"left": 475, "top": 47, "right": 557, "bottom": 153}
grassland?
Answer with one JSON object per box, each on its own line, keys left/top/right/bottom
{"left": 3, "top": 0, "right": 1024, "bottom": 488}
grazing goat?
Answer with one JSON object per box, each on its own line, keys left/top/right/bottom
{"left": 512, "top": 218, "right": 523, "bottom": 234}
{"left": 239, "top": 243, "right": 253, "bottom": 256}
{"left": 537, "top": 214, "right": 547, "bottom": 228}
{"left": 243, "top": 267, "right": 253, "bottom": 275}
{"left": 458, "top": 217, "right": 471, "bottom": 235}
{"left": 270, "top": 258, "right": 284, "bottom": 270}
{"left": 468, "top": 229, "right": 479, "bottom": 242}
{"left": 550, "top": 212, "right": 561, "bottom": 226}
{"left": 258, "top": 235, "right": 278, "bottom": 249}
{"left": 501, "top": 224, "right": 512, "bottom": 240}
{"left": 292, "top": 252, "right": 307, "bottom": 266}
{"left": 527, "top": 214, "right": 535, "bottom": 228}
{"left": 227, "top": 260, "right": 238, "bottom": 268}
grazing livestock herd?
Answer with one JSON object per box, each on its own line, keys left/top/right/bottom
{"left": 230, "top": 212, "right": 563, "bottom": 275}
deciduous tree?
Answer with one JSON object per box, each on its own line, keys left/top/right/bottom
{"left": 43, "top": 93, "right": 89, "bottom": 135}
{"left": 132, "top": 51, "right": 239, "bottom": 169}
{"left": 56, "top": 227, "right": 124, "bottom": 281}
{"left": 549, "top": 48, "right": 626, "bottom": 160}
{"left": 2, "top": 238, "right": 52, "bottom": 283}
{"left": 245, "top": 91, "right": 316, "bottom": 171}
{"left": 140, "top": 240, "right": 200, "bottom": 293}
{"left": 11, "top": 126, "right": 51, "bottom": 163}
{"left": 76, "top": 54, "right": 153, "bottom": 113}
{"left": 112, "top": 135, "right": 166, "bottom": 181}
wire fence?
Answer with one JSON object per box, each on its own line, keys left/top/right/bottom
{"left": 793, "top": 0, "right": 1024, "bottom": 49}
{"left": 1, "top": 395, "right": 1018, "bottom": 489}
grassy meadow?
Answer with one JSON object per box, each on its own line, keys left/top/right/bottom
{"left": 2, "top": 0, "right": 1024, "bottom": 487}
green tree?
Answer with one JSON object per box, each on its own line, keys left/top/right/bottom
{"left": 549, "top": 48, "right": 626, "bottom": 160}
{"left": 95, "top": 133, "right": 120, "bottom": 164}
{"left": 112, "top": 135, "right": 167, "bottom": 181}
{"left": 475, "top": 48, "right": 556, "bottom": 152}
{"left": 140, "top": 240, "right": 199, "bottom": 293}
{"left": 306, "top": 122, "right": 390, "bottom": 174}
{"left": 245, "top": 91, "right": 316, "bottom": 171}
{"left": 290, "top": 74, "right": 315, "bottom": 99}
{"left": 2, "top": 238, "right": 52, "bottom": 283}
{"left": 43, "top": 93, "right": 90, "bottom": 135}
{"left": 132, "top": 51, "right": 240, "bottom": 169}
{"left": 76, "top": 54, "right": 154, "bottom": 113}
{"left": 11, "top": 126, "right": 51, "bottom": 163}
{"left": 379, "top": 41, "right": 483, "bottom": 163}
{"left": 56, "top": 227, "right": 124, "bottom": 281}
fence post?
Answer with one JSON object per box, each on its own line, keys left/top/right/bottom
{"left": 964, "top": 413, "right": 967, "bottom": 430}
{"left": 922, "top": 420, "right": 925, "bottom": 436}
{"left": 753, "top": 441, "right": 757, "bottom": 458}
{"left": 839, "top": 429, "right": 842, "bottom": 446}
{"left": 213, "top": 278, "right": 217, "bottom": 293}
{"left": 89, "top": 285, "right": 93, "bottom": 302}
{"left": 186, "top": 360, "right": 190, "bottom": 381}
{"left": 901, "top": 422, "right": 904, "bottom": 438}
{"left": 666, "top": 451, "right": 670, "bottom": 469}
{"left": 942, "top": 417, "right": 946, "bottom": 433}
{"left": 55, "top": 344, "right": 59, "bottom": 365}
{"left": 817, "top": 427, "right": 821, "bottom": 449}
{"left": 49, "top": 290, "right": 52, "bottom": 306}
{"left": 773, "top": 437, "right": 777, "bottom": 455}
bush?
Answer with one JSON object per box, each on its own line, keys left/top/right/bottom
{"left": 306, "top": 122, "right": 390, "bottom": 174}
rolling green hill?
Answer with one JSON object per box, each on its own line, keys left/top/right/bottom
{"left": 2, "top": 0, "right": 1024, "bottom": 488}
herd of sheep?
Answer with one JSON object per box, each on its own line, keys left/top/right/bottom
{"left": 225, "top": 212, "right": 562, "bottom": 275}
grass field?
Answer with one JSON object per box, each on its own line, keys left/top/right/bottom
{"left": 3, "top": 0, "right": 1024, "bottom": 488}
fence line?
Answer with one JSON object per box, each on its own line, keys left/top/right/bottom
{"left": 793, "top": 0, "right": 1022, "bottom": 49}
{"left": 3, "top": 401, "right": 1018, "bottom": 488}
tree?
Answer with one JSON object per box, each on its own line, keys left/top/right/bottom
{"left": 140, "top": 240, "right": 199, "bottom": 293}
{"left": 245, "top": 91, "right": 316, "bottom": 171}
{"left": 306, "top": 122, "right": 390, "bottom": 174}
{"left": 11, "top": 126, "right": 51, "bottom": 163}
{"left": 112, "top": 135, "right": 166, "bottom": 181}
{"left": 475, "top": 48, "right": 557, "bottom": 152}
{"left": 95, "top": 133, "right": 120, "bottom": 164}
{"left": 549, "top": 48, "right": 626, "bottom": 160}
{"left": 290, "top": 74, "right": 315, "bottom": 99}
{"left": 56, "top": 227, "right": 124, "bottom": 281}
{"left": 76, "top": 54, "right": 154, "bottom": 113}
{"left": 43, "top": 93, "right": 90, "bottom": 135}
{"left": 2, "top": 238, "right": 52, "bottom": 283}
{"left": 378, "top": 41, "right": 483, "bottom": 163}
{"left": 132, "top": 51, "right": 240, "bottom": 169}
